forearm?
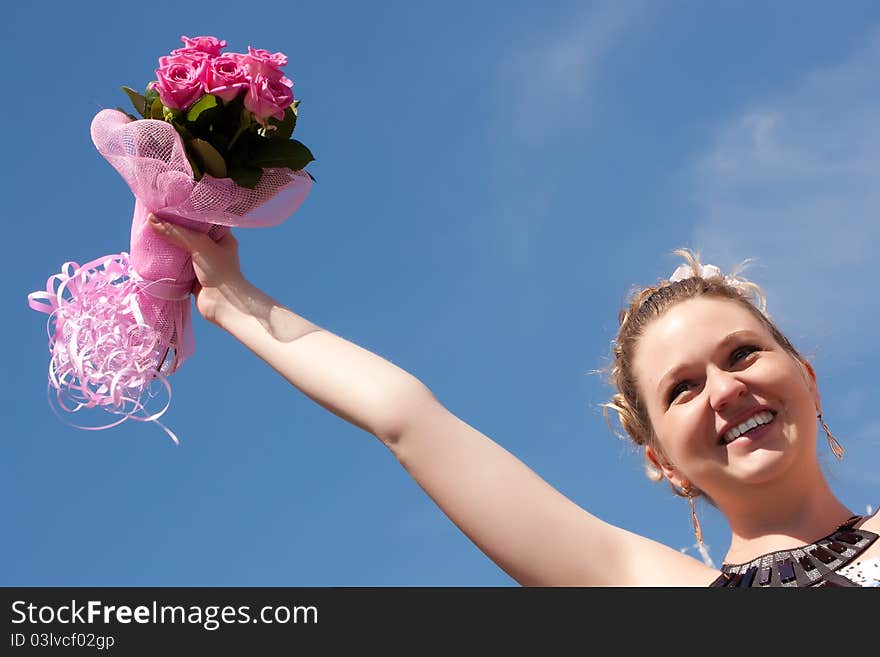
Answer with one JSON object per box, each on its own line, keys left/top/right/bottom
{"left": 212, "top": 278, "right": 432, "bottom": 443}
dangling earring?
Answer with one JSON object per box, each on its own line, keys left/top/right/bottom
{"left": 818, "top": 410, "right": 844, "bottom": 460}
{"left": 681, "top": 483, "right": 704, "bottom": 547}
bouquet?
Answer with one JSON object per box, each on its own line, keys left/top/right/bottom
{"left": 28, "top": 35, "right": 314, "bottom": 442}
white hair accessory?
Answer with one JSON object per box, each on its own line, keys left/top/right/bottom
{"left": 668, "top": 263, "right": 746, "bottom": 291}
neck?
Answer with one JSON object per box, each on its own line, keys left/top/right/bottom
{"left": 717, "top": 468, "right": 853, "bottom": 565}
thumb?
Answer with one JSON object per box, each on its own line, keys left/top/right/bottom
{"left": 148, "top": 214, "right": 214, "bottom": 254}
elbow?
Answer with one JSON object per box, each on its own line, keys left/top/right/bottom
{"left": 372, "top": 381, "right": 440, "bottom": 451}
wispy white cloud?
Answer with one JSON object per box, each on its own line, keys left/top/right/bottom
{"left": 497, "top": 0, "right": 645, "bottom": 152}
{"left": 481, "top": 0, "right": 647, "bottom": 297}
{"left": 690, "top": 29, "right": 880, "bottom": 351}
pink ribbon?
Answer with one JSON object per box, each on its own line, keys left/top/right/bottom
{"left": 28, "top": 253, "right": 182, "bottom": 444}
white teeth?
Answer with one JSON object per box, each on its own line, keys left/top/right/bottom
{"left": 722, "top": 411, "right": 774, "bottom": 444}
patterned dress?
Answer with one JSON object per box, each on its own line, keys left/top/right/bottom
{"left": 837, "top": 557, "right": 880, "bottom": 587}
{"left": 709, "top": 515, "right": 879, "bottom": 587}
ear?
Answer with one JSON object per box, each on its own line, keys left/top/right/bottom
{"left": 645, "top": 444, "right": 685, "bottom": 489}
{"left": 800, "top": 359, "right": 821, "bottom": 411}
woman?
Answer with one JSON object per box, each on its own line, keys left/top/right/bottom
{"left": 147, "top": 214, "right": 879, "bottom": 587}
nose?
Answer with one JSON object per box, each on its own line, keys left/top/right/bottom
{"left": 707, "top": 366, "right": 748, "bottom": 412}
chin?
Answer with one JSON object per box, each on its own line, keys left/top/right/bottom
{"left": 727, "top": 436, "right": 808, "bottom": 486}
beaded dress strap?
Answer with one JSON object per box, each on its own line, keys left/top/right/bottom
{"left": 709, "top": 515, "right": 878, "bottom": 588}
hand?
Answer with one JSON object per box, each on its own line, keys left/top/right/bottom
{"left": 147, "top": 214, "right": 245, "bottom": 325}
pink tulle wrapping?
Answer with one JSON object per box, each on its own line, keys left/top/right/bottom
{"left": 29, "top": 109, "right": 311, "bottom": 439}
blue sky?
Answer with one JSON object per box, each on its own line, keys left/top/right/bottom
{"left": 3, "top": 1, "right": 879, "bottom": 586}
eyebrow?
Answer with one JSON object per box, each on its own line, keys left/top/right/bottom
{"left": 656, "top": 329, "right": 761, "bottom": 399}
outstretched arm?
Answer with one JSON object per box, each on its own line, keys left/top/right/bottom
{"left": 149, "top": 216, "right": 719, "bottom": 586}
{"left": 147, "top": 215, "right": 431, "bottom": 441}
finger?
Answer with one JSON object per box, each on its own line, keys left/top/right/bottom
{"left": 215, "top": 230, "right": 239, "bottom": 249}
{"left": 148, "top": 214, "right": 215, "bottom": 253}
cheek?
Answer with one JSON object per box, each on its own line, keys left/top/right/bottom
{"left": 653, "top": 406, "right": 710, "bottom": 460}
{"left": 758, "top": 359, "right": 815, "bottom": 408}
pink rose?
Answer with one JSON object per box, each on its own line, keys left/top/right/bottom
{"left": 151, "top": 54, "right": 206, "bottom": 111}
{"left": 247, "top": 46, "right": 287, "bottom": 68}
{"left": 203, "top": 55, "right": 249, "bottom": 103}
{"left": 244, "top": 74, "right": 294, "bottom": 123}
{"left": 172, "top": 35, "right": 227, "bottom": 57}
{"left": 235, "top": 47, "right": 292, "bottom": 87}
{"left": 158, "top": 51, "right": 208, "bottom": 68}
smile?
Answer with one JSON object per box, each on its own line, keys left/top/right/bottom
{"left": 720, "top": 411, "right": 776, "bottom": 445}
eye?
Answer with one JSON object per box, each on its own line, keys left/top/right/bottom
{"left": 731, "top": 344, "right": 760, "bottom": 364}
{"left": 668, "top": 381, "right": 693, "bottom": 405}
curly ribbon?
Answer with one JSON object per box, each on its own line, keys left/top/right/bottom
{"left": 27, "top": 254, "right": 184, "bottom": 444}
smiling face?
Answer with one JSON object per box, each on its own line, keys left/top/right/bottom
{"left": 632, "top": 296, "right": 820, "bottom": 499}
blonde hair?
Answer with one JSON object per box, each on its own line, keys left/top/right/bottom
{"left": 601, "top": 249, "right": 804, "bottom": 497}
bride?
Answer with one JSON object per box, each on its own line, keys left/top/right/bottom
{"left": 148, "top": 214, "right": 879, "bottom": 587}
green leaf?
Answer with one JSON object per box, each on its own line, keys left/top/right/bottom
{"left": 149, "top": 97, "right": 164, "bottom": 120}
{"left": 186, "top": 94, "right": 218, "bottom": 123}
{"left": 268, "top": 105, "right": 297, "bottom": 140}
{"left": 121, "top": 86, "right": 147, "bottom": 118}
{"left": 189, "top": 138, "right": 228, "bottom": 178}
{"left": 249, "top": 139, "right": 315, "bottom": 171}
{"left": 228, "top": 166, "right": 263, "bottom": 189}
{"left": 185, "top": 150, "right": 203, "bottom": 180}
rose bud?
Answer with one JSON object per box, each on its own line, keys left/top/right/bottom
{"left": 172, "top": 35, "right": 227, "bottom": 58}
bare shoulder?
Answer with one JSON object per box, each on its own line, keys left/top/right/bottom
{"left": 599, "top": 525, "right": 722, "bottom": 586}
{"left": 858, "top": 506, "right": 880, "bottom": 532}
{"left": 851, "top": 507, "right": 880, "bottom": 563}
